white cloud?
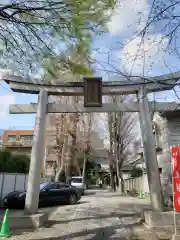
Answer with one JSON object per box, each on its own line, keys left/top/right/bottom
{"left": 107, "top": 0, "right": 150, "bottom": 35}
{"left": 106, "top": 0, "right": 169, "bottom": 75}
{"left": 121, "top": 34, "right": 169, "bottom": 75}
{"left": 0, "top": 95, "right": 15, "bottom": 120}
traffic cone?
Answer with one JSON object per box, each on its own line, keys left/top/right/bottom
{"left": 139, "top": 191, "right": 143, "bottom": 199}
{"left": 0, "top": 209, "right": 10, "bottom": 238}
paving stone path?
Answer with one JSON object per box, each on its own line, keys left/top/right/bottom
{"left": 9, "top": 190, "right": 155, "bottom": 240}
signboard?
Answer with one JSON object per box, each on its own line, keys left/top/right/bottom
{"left": 171, "top": 146, "right": 180, "bottom": 212}
{"left": 172, "top": 146, "right": 180, "bottom": 178}
{"left": 174, "top": 191, "right": 180, "bottom": 212}
{"left": 84, "top": 77, "right": 102, "bottom": 107}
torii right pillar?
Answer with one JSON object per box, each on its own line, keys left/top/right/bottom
{"left": 137, "top": 85, "right": 164, "bottom": 212}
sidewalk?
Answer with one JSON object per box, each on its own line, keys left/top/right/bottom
{"left": 7, "top": 191, "right": 156, "bottom": 240}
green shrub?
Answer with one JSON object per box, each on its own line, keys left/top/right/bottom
{"left": 131, "top": 167, "right": 143, "bottom": 178}
{"left": 0, "top": 149, "right": 30, "bottom": 173}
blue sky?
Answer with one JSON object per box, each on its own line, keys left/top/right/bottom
{"left": 0, "top": 0, "right": 180, "bottom": 130}
{"left": 0, "top": 81, "right": 37, "bottom": 130}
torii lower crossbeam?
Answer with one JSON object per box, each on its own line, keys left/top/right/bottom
{"left": 9, "top": 102, "right": 180, "bottom": 113}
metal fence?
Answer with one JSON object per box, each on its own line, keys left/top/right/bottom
{"left": 0, "top": 172, "right": 50, "bottom": 205}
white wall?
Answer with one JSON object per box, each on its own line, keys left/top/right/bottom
{"left": 153, "top": 113, "right": 170, "bottom": 175}
{"left": 168, "top": 117, "right": 180, "bottom": 146}
{"left": 124, "top": 174, "right": 149, "bottom": 194}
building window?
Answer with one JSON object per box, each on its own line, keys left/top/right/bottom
{"left": 20, "top": 135, "right": 33, "bottom": 142}
{"left": 7, "top": 135, "right": 16, "bottom": 142}
{"left": 16, "top": 136, "right": 20, "bottom": 141}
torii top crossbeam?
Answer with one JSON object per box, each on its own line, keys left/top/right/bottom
{"left": 2, "top": 71, "right": 180, "bottom": 96}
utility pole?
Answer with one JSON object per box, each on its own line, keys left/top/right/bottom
{"left": 137, "top": 86, "right": 164, "bottom": 211}
{"left": 25, "top": 90, "right": 48, "bottom": 214}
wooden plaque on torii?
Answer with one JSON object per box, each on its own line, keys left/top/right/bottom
{"left": 83, "top": 77, "right": 102, "bottom": 107}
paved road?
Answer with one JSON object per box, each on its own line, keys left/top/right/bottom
{"left": 9, "top": 190, "right": 153, "bottom": 240}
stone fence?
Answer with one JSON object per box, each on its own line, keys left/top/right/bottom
{"left": 124, "top": 174, "right": 150, "bottom": 198}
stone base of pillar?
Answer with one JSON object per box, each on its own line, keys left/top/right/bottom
{"left": 171, "top": 235, "right": 180, "bottom": 240}
{"left": 0, "top": 212, "right": 48, "bottom": 229}
{"left": 144, "top": 211, "right": 180, "bottom": 234}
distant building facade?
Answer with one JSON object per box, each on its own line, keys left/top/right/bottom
{"left": 3, "top": 130, "right": 34, "bottom": 154}
{"left": 0, "top": 130, "right": 3, "bottom": 148}
{"left": 2, "top": 129, "right": 45, "bottom": 174}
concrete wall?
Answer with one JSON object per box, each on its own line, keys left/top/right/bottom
{"left": 152, "top": 113, "right": 180, "bottom": 203}
{"left": 167, "top": 116, "right": 180, "bottom": 146}
{"left": 153, "top": 114, "right": 180, "bottom": 177}
{"left": 124, "top": 174, "right": 149, "bottom": 197}
{"left": 123, "top": 173, "right": 172, "bottom": 200}
{"left": 153, "top": 113, "right": 170, "bottom": 175}
{"left": 153, "top": 114, "right": 180, "bottom": 178}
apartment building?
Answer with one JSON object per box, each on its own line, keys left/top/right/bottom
{"left": 2, "top": 129, "right": 45, "bottom": 174}
{"left": 3, "top": 130, "right": 34, "bottom": 154}
{"left": 0, "top": 130, "right": 3, "bottom": 148}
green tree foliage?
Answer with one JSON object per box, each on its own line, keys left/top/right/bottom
{"left": 11, "top": 154, "right": 30, "bottom": 174}
{"left": 77, "top": 149, "right": 99, "bottom": 175}
{"left": 0, "top": 149, "right": 30, "bottom": 174}
{"left": 0, "top": 0, "right": 116, "bottom": 76}
{"left": 131, "top": 166, "right": 143, "bottom": 178}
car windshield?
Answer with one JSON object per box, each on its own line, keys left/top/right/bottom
{"left": 71, "top": 178, "right": 82, "bottom": 183}
{"left": 40, "top": 183, "right": 49, "bottom": 190}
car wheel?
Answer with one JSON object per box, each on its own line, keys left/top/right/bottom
{"left": 69, "top": 194, "right": 77, "bottom": 205}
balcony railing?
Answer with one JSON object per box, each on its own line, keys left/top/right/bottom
{"left": 4, "top": 140, "right": 33, "bottom": 147}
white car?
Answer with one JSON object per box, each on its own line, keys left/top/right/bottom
{"left": 69, "top": 177, "right": 86, "bottom": 195}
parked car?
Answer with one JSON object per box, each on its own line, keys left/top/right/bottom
{"left": 3, "top": 182, "right": 81, "bottom": 209}
{"left": 69, "top": 176, "right": 86, "bottom": 195}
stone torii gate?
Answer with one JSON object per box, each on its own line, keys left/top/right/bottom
{"left": 2, "top": 72, "right": 180, "bottom": 214}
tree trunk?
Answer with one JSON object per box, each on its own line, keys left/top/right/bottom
{"left": 69, "top": 112, "right": 80, "bottom": 177}
{"left": 116, "top": 144, "right": 121, "bottom": 191}
{"left": 108, "top": 150, "right": 116, "bottom": 191}
{"left": 51, "top": 161, "right": 57, "bottom": 181}
{"left": 109, "top": 164, "right": 113, "bottom": 188}
{"left": 76, "top": 164, "right": 81, "bottom": 176}
{"left": 55, "top": 114, "right": 65, "bottom": 168}
{"left": 113, "top": 172, "right": 117, "bottom": 192}
{"left": 55, "top": 164, "right": 64, "bottom": 182}
{"left": 119, "top": 171, "right": 125, "bottom": 193}
{"left": 55, "top": 134, "right": 68, "bottom": 182}
{"left": 115, "top": 172, "right": 119, "bottom": 187}
{"left": 82, "top": 151, "right": 87, "bottom": 181}
{"left": 65, "top": 133, "right": 72, "bottom": 183}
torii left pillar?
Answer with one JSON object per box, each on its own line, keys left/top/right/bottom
{"left": 25, "top": 90, "right": 48, "bottom": 214}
